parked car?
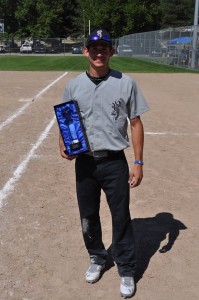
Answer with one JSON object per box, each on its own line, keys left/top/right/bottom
{"left": 20, "top": 44, "right": 32, "bottom": 53}
{"left": 72, "top": 44, "right": 83, "bottom": 54}
{"left": 4, "top": 41, "right": 20, "bottom": 53}
{"left": 33, "top": 44, "right": 45, "bottom": 54}
{"left": 0, "top": 45, "right": 5, "bottom": 53}
{"left": 150, "top": 50, "right": 163, "bottom": 57}
{"left": 117, "top": 44, "right": 133, "bottom": 56}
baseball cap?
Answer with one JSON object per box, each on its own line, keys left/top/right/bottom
{"left": 86, "top": 29, "right": 112, "bottom": 47}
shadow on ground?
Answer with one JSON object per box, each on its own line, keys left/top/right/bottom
{"left": 103, "top": 212, "right": 187, "bottom": 284}
{"left": 133, "top": 212, "right": 187, "bottom": 282}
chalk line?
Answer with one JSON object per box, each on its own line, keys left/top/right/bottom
{"left": 32, "top": 71, "right": 68, "bottom": 101}
{"left": 145, "top": 132, "right": 199, "bottom": 136}
{"left": 0, "top": 102, "right": 30, "bottom": 131}
{"left": 0, "top": 72, "right": 68, "bottom": 131}
{"left": 0, "top": 116, "right": 56, "bottom": 208}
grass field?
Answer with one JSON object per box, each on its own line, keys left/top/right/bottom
{"left": 0, "top": 55, "right": 198, "bottom": 73}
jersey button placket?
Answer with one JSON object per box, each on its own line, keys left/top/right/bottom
{"left": 92, "top": 87, "right": 103, "bottom": 150}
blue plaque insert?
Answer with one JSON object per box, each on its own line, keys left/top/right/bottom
{"left": 54, "top": 100, "right": 90, "bottom": 156}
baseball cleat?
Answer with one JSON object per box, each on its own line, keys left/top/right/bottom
{"left": 120, "top": 276, "right": 135, "bottom": 298}
{"left": 85, "top": 263, "right": 105, "bottom": 283}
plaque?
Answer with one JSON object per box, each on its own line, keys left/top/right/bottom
{"left": 54, "top": 100, "right": 90, "bottom": 156}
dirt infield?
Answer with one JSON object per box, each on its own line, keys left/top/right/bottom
{"left": 0, "top": 71, "right": 198, "bottom": 300}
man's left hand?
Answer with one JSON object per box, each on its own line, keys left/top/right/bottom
{"left": 128, "top": 164, "right": 143, "bottom": 188}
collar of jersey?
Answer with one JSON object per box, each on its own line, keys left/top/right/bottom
{"left": 86, "top": 69, "right": 111, "bottom": 85}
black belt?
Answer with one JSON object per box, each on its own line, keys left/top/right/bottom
{"left": 84, "top": 150, "right": 122, "bottom": 159}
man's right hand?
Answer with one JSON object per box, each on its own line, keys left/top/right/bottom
{"left": 59, "top": 134, "right": 77, "bottom": 160}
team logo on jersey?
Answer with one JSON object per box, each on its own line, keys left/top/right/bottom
{"left": 97, "top": 30, "right": 103, "bottom": 38}
{"left": 111, "top": 100, "right": 121, "bottom": 120}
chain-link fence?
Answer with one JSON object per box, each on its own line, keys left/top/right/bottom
{"left": 118, "top": 25, "right": 199, "bottom": 69}
{"left": 1, "top": 26, "right": 199, "bottom": 68}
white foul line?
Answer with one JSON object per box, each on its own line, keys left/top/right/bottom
{"left": 32, "top": 71, "right": 68, "bottom": 100}
{"left": 0, "top": 72, "right": 68, "bottom": 131}
{"left": 145, "top": 132, "right": 199, "bottom": 136}
{"left": 0, "top": 102, "right": 30, "bottom": 131}
{"left": 0, "top": 116, "right": 56, "bottom": 208}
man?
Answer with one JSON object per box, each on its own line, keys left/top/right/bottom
{"left": 59, "top": 29, "right": 149, "bottom": 298}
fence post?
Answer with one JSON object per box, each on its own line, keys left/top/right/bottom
{"left": 191, "top": 0, "right": 199, "bottom": 69}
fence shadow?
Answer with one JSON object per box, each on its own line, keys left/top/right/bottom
{"left": 132, "top": 212, "right": 187, "bottom": 282}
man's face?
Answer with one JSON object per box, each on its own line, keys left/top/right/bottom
{"left": 84, "top": 42, "right": 114, "bottom": 69}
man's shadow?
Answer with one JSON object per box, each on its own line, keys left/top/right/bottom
{"left": 132, "top": 212, "right": 187, "bottom": 282}
{"left": 105, "top": 212, "right": 187, "bottom": 282}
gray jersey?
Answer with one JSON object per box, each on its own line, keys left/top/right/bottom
{"left": 63, "top": 70, "right": 149, "bottom": 151}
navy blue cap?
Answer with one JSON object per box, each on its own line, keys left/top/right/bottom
{"left": 86, "top": 29, "right": 112, "bottom": 47}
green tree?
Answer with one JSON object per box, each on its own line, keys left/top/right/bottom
{"left": 77, "top": 0, "right": 120, "bottom": 38}
{"left": 0, "top": 0, "right": 19, "bottom": 34}
{"left": 77, "top": 0, "right": 161, "bottom": 38}
{"left": 0, "top": 0, "right": 196, "bottom": 39}
{"left": 159, "top": 0, "right": 195, "bottom": 28}
{"left": 15, "top": 0, "right": 77, "bottom": 37}
{"left": 0, "top": 0, "right": 79, "bottom": 37}
{"left": 124, "top": 0, "right": 161, "bottom": 34}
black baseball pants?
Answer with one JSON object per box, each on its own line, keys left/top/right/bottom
{"left": 75, "top": 151, "right": 136, "bottom": 277}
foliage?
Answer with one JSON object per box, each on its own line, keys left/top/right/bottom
{"left": 15, "top": 0, "right": 65, "bottom": 37}
{"left": 0, "top": 0, "right": 196, "bottom": 38}
{"left": 0, "top": 0, "right": 79, "bottom": 38}
{"left": 124, "top": 0, "right": 161, "bottom": 34}
{"left": 77, "top": 0, "right": 161, "bottom": 37}
{"left": 159, "top": 0, "right": 196, "bottom": 29}
{"left": 0, "top": 0, "right": 19, "bottom": 34}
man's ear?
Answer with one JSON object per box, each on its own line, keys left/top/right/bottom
{"left": 83, "top": 47, "right": 89, "bottom": 57}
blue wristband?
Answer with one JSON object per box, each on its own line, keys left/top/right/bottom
{"left": 134, "top": 160, "right": 144, "bottom": 165}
